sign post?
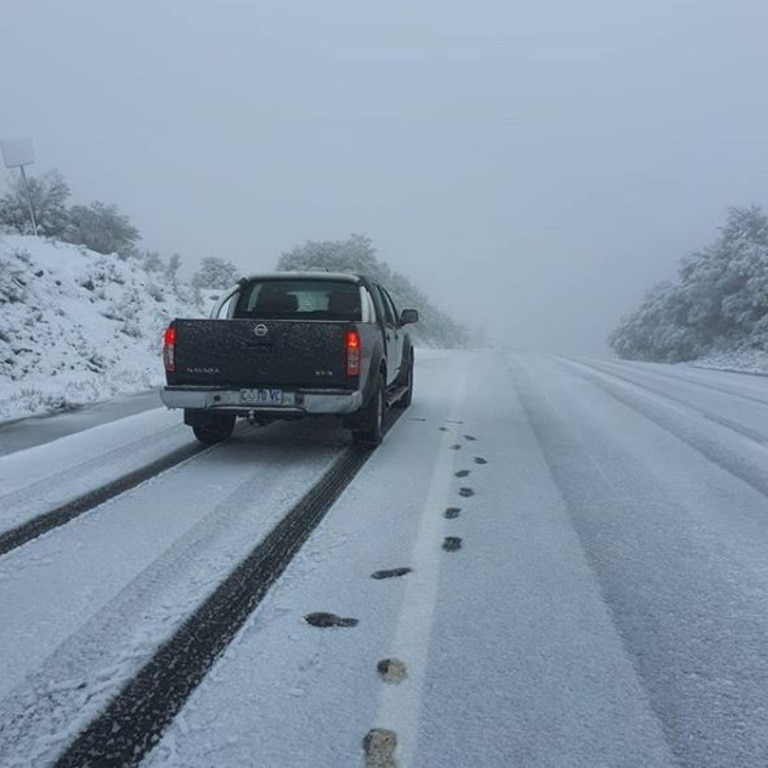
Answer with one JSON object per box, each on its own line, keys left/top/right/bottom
{"left": 0, "top": 137, "right": 38, "bottom": 236}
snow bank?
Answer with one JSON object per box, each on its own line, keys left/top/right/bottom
{"left": 690, "top": 348, "right": 768, "bottom": 376}
{"left": 0, "top": 234, "right": 211, "bottom": 423}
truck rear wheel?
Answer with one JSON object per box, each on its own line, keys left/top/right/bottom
{"left": 191, "top": 415, "right": 235, "bottom": 444}
{"left": 352, "top": 374, "right": 385, "bottom": 447}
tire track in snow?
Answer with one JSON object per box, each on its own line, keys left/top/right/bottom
{"left": 558, "top": 358, "right": 768, "bottom": 499}
{"left": 0, "top": 442, "right": 207, "bottom": 557}
{"left": 0, "top": 443, "right": 343, "bottom": 766}
{"left": 0, "top": 422, "right": 183, "bottom": 500}
{"left": 577, "top": 357, "right": 768, "bottom": 408}
{"left": 507, "top": 358, "right": 686, "bottom": 765}
{"left": 509, "top": 356, "right": 768, "bottom": 768}
{"left": 49, "top": 396, "right": 416, "bottom": 768}
{"left": 561, "top": 358, "right": 768, "bottom": 445}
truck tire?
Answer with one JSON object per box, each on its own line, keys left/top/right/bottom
{"left": 352, "top": 373, "right": 385, "bottom": 447}
{"left": 192, "top": 414, "right": 235, "bottom": 444}
{"left": 394, "top": 355, "right": 414, "bottom": 409}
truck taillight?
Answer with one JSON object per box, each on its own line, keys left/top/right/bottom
{"left": 163, "top": 326, "right": 176, "bottom": 372}
{"left": 346, "top": 329, "right": 361, "bottom": 376}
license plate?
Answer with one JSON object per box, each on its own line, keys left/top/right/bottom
{"left": 240, "top": 388, "right": 283, "bottom": 406}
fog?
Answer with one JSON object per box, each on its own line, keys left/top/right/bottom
{"left": 2, "top": 0, "right": 767, "bottom": 354}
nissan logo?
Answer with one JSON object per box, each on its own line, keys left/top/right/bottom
{"left": 253, "top": 324, "right": 268, "bottom": 338}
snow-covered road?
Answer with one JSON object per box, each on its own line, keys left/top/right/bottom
{"left": 0, "top": 391, "right": 162, "bottom": 457}
{"left": 1, "top": 350, "right": 767, "bottom": 767}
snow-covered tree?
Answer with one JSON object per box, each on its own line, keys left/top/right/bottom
{"left": 276, "top": 234, "right": 468, "bottom": 347}
{"left": 192, "top": 257, "right": 240, "bottom": 289}
{"left": 165, "top": 253, "right": 182, "bottom": 284}
{"left": 64, "top": 202, "right": 141, "bottom": 258}
{"left": 610, "top": 206, "right": 768, "bottom": 361}
{"left": 141, "top": 250, "right": 164, "bottom": 273}
{"left": 0, "top": 170, "right": 71, "bottom": 237}
{"left": 278, "top": 233, "right": 380, "bottom": 275}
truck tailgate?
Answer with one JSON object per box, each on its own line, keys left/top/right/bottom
{"left": 168, "top": 319, "right": 354, "bottom": 389}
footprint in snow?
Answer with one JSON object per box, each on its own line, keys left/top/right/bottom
{"left": 464, "top": 435, "right": 477, "bottom": 442}
{"left": 377, "top": 658, "right": 408, "bottom": 684}
{"left": 450, "top": 444, "right": 462, "bottom": 451}
{"left": 455, "top": 469, "right": 470, "bottom": 478}
{"left": 444, "top": 507, "right": 461, "bottom": 519}
{"left": 371, "top": 567, "right": 412, "bottom": 580}
{"left": 363, "top": 729, "right": 398, "bottom": 768}
{"left": 304, "top": 612, "right": 359, "bottom": 628}
{"left": 442, "top": 537, "right": 463, "bottom": 552}
{"left": 474, "top": 457, "right": 488, "bottom": 465}
{"left": 459, "top": 487, "right": 475, "bottom": 498}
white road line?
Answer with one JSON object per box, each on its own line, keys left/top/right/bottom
{"left": 372, "top": 366, "right": 470, "bottom": 767}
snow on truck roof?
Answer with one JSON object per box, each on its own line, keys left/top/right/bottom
{"left": 237, "top": 272, "right": 361, "bottom": 283}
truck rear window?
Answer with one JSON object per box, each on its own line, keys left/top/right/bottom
{"left": 233, "top": 280, "right": 362, "bottom": 320}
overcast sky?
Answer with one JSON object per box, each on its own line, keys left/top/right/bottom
{"left": 2, "top": 0, "right": 767, "bottom": 353}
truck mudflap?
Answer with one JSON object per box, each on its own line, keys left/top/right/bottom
{"left": 160, "top": 386, "right": 363, "bottom": 415}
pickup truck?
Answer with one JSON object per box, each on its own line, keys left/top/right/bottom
{"left": 160, "top": 272, "right": 418, "bottom": 447}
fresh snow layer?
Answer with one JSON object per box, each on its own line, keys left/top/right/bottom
{"left": 0, "top": 406, "right": 190, "bottom": 533}
{"left": 2, "top": 354, "right": 768, "bottom": 764}
{"left": 0, "top": 414, "right": 348, "bottom": 767}
{"left": 691, "top": 347, "right": 768, "bottom": 375}
{"left": 145, "top": 351, "right": 679, "bottom": 768}
{"left": 0, "top": 234, "right": 213, "bottom": 423}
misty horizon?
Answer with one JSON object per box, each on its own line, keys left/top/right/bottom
{"left": 2, "top": 0, "right": 767, "bottom": 355}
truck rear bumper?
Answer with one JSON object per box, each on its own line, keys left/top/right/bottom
{"left": 160, "top": 386, "right": 363, "bottom": 415}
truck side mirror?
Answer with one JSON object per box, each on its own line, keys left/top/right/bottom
{"left": 400, "top": 309, "right": 419, "bottom": 325}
